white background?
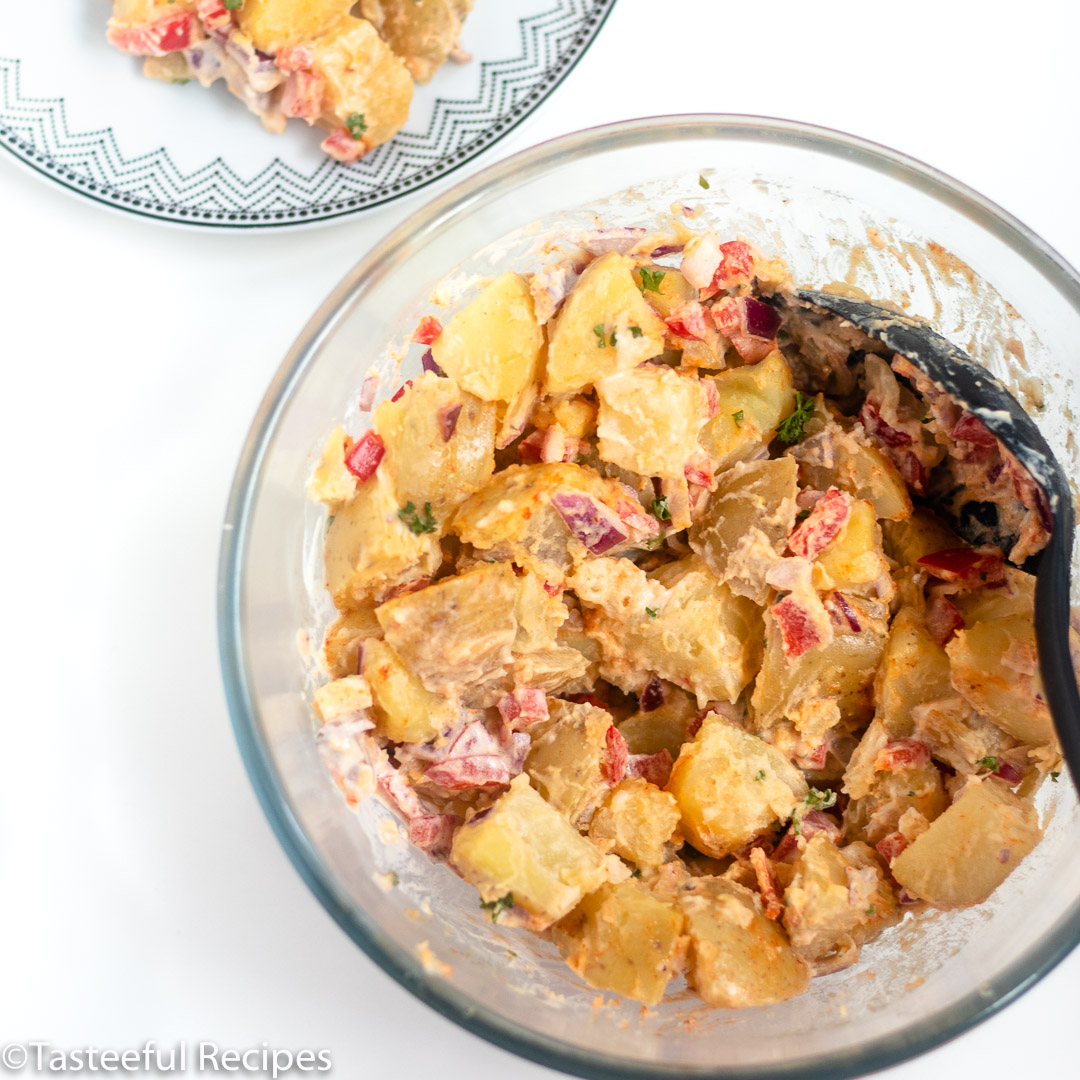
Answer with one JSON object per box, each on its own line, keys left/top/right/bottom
{"left": 2, "top": 0, "right": 1079, "bottom": 1078}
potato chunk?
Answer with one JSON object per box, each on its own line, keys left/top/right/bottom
{"left": 815, "top": 499, "right": 892, "bottom": 600}
{"left": 545, "top": 252, "right": 667, "bottom": 394}
{"left": 876, "top": 606, "right": 954, "bottom": 736}
{"left": 783, "top": 836, "right": 899, "bottom": 970}
{"left": 589, "top": 779, "right": 683, "bottom": 867}
{"left": 882, "top": 506, "right": 963, "bottom": 567}
{"left": 794, "top": 407, "right": 912, "bottom": 521}
{"left": 698, "top": 351, "right": 796, "bottom": 471}
{"left": 308, "top": 425, "right": 358, "bottom": 505}
{"left": 450, "top": 775, "right": 612, "bottom": 927}
{"left": 324, "top": 469, "right": 441, "bottom": 609}
{"left": 953, "top": 567, "right": 1035, "bottom": 624}
{"left": 237, "top": 0, "right": 351, "bottom": 52}
{"left": 323, "top": 604, "right": 381, "bottom": 677}
{"left": 751, "top": 595, "right": 888, "bottom": 729}
{"left": 376, "top": 563, "right": 518, "bottom": 695}
{"left": 452, "top": 462, "right": 644, "bottom": 582}
{"left": 525, "top": 701, "right": 615, "bottom": 827}
{"left": 430, "top": 273, "right": 545, "bottom": 404}
{"left": 689, "top": 457, "right": 799, "bottom": 603}
{"left": 312, "top": 674, "right": 373, "bottom": 722}
{"left": 373, "top": 372, "right": 496, "bottom": 520}
{"left": 680, "top": 877, "right": 810, "bottom": 1008}
{"left": 312, "top": 17, "right": 413, "bottom": 148}
{"left": 946, "top": 615, "right": 1053, "bottom": 745}
{"left": 362, "top": 637, "right": 457, "bottom": 743}
{"left": 553, "top": 880, "right": 688, "bottom": 1006}
{"left": 666, "top": 714, "right": 807, "bottom": 858}
{"left": 570, "top": 555, "right": 762, "bottom": 706}
{"left": 360, "top": 0, "right": 472, "bottom": 83}
{"left": 617, "top": 683, "right": 698, "bottom": 758}
{"left": 890, "top": 779, "right": 1042, "bottom": 909}
{"left": 595, "top": 366, "right": 706, "bottom": 479}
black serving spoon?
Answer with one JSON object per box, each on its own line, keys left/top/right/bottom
{"left": 796, "top": 289, "right": 1080, "bottom": 784}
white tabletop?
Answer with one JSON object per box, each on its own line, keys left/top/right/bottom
{"left": 3, "top": 0, "right": 1079, "bottom": 1077}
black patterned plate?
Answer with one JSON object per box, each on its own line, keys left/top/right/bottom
{"left": 0, "top": 0, "right": 613, "bottom": 229}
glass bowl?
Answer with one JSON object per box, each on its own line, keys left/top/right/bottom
{"left": 218, "top": 115, "right": 1080, "bottom": 1080}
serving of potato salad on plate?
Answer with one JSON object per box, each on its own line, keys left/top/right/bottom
{"left": 106, "top": 0, "right": 473, "bottom": 160}
{"left": 305, "top": 212, "right": 1064, "bottom": 1009}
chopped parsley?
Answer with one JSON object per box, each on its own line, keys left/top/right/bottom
{"left": 776, "top": 391, "right": 815, "bottom": 444}
{"left": 223, "top": 0, "right": 244, "bottom": 8}
{"left": 921, "top": 415, "right": 931, "bottom": 424}
{"left": 865, "top": 905, "right": 876, "bottom": 916}
{"left": 792, "top": 817, "right": 802, "bottom": 837}
{"left": 345, "top": 112, "right": 368, "bottom": 140}
{"left": 754, "top": 769, "right": 766, "bottom": 782}
{"left": 170, "top": 77, "right": 192, "bottom": 84}
{"left": 1052, "top": 771, "right": 1061, "bottom": 782}
{"left": 480, "top": 894, "right": 514, "bottom": 921}
{"left": 398, "top": 501, "right": 437, "bottom": 535}
{"left": 795, "top": 508, "right": 811, "bottom": 522}
{"left": 978, "top": 756, "right": 999, "bottom": 771}
{"left": 645, "top": 607, "right": 658, "bottom": 618}
{"left": 805, "top": 787, "right": 837, "bottom": 811}
{"left": 644, "top": 536, "right": 665, "bottom": 549}
{"left": 629, "top": 325, "right": 643, "bottom": 338}
{"left": 593, "top": 324, "right": 607, "bottom": 349}
{"left": 326, "top": 515, "right": 336, "bottom": 529}
{"left": 631, "top": 868, "right": 642, "bottom": 879}
{"left": 652, "top": 495, "right": 671, "bottom": 521}
{"left": 732, "top": 409, "right": 744, "bottom": 427}
{"left": 638, "top": 268, "right": 667, "bottom": 294}
{"left": 698, "top": 174, "right": 710, "bottom": 190}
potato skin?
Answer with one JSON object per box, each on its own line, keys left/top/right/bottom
{"left": 553, "top": 880, "right": 688, "bottom": 1006}
{"left": 666, "top": 714, "right": 807, "bottom": 858}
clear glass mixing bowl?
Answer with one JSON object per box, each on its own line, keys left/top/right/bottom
{"left": 218, "top": 116, "right": 1080, "bottom": 1080}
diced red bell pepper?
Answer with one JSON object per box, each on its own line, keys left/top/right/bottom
{"left": 665, "top": 301, "right": 709, "bottom": 341}
{"left": 281, "top": 69, "right": 324, "bottom": 121}
{"left": 787, "top": 487, "right": 851, "bottom": 559}
{"left": 107, "top": 11, "right": 195, "bottom": 55}
{"left": 343, "top": 431, "right": 385, "bottom": 481}
{"left": 918, "top": 547, "right": 1005, "bottom": 587}
{"left": 423, "top": 756, "right": 511, "bottom": 790}
{"left": 517, "top": 430, "right": 544, "bottom": 463}
{"left": 275, "top": 43, "right": 315, "bottom": 72}
{"left": 412, "top": 316, "right": 444, "bottom": 346}
{"left": 773, "top": 594, "right": 826, "bottom": 660}
{"left": 704, "top": 240, "right": 755, "bottom": 296}
{"left": 925, "top": 596, "right": 965, "bottom": 646}
{"left": 951, "top": 412, "right": 998, "bottom": 446}
{"left": 898, "top": 450, "right": 929, "bottom": 496}
{"left": 409, "top": 813, "right": 458, "bottom": 855}
{"left": 774, "top": 810, "right": 841, "bottom": 862}
{"left": 321, "top": 127, "right": 366, "bottom": 163}
{"left": 875, "top": 831, "right": 909, "bottom": 863}
{"left": 195, "top": 0, "right": 232, "bottom": 32}
{"left": 625, "top": 749, "right": 673, "bottom": 787}
{"left": 497, "top": 688, "right": 549, "bottom": 728}
{"left": 874, "top": 738, "right": 931, "bottom": 773}
{"left": 749, "top": 846, "right": 784, "bottom": 920}
{"left": 601, "top": 725, "right": 629, "bottom": 785}
{"left": 390, "top": 380, "right": 413, "bottom": 402}
{"left": 683, "top": 448, "right": 714, "bottom": 490}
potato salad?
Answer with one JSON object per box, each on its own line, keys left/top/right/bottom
{"left": 106, "top": 0, "right": 472, "bottom": 160}
{"left": 306, "top": 216, "right": 1064, "bottom": 1008}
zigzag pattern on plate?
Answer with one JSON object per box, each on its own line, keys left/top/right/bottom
{"left": 0, "top": 0, "right": 612, "bottom": 227}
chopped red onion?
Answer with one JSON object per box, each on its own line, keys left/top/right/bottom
{"left": 439, "top": 403, "right": 461, "bottom": 442}
{"left": 551, "top": 492, "right": 627, "bottom": 554}
{"left": 358, "top": 372, "right": 379, "bottom": 411}
{"left": 639, "top": 675, "right": 665, "bottom": 712}
{"left": 649, "top": 244, "right": 685, "bottom": 259}
{"left": 832, "top": 593, "right": 861, "bottom": 633}
{"left": 565, "top": 227, "right": 645, "bottom": 256}
{"left": 421, "top": 349, "right": 444, "bottom": 376}
{"left": 743, "top": 297, "right": 781, "bottom": 340}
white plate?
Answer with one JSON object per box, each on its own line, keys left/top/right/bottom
{"left": 0, "top": 0, "right": 612, "bottom": 229}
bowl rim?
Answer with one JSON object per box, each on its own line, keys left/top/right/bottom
{"left": 218, "top": 113, "right": 1080, "bottom": 1080}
